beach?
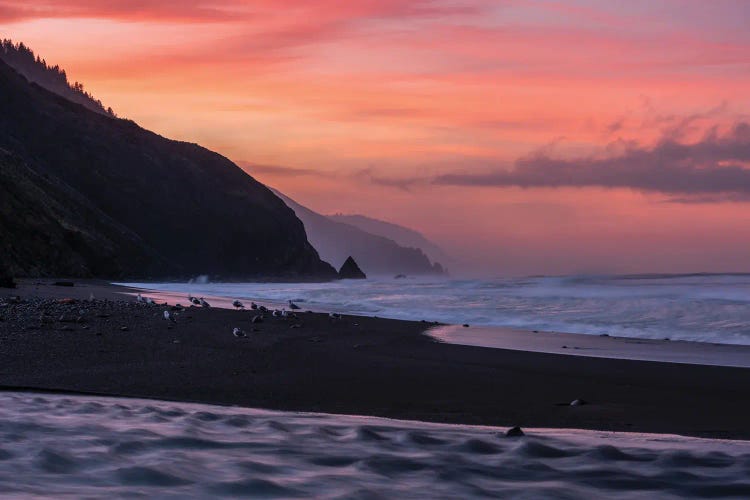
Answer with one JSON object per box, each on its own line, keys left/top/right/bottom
{"left": 2, "top": 280, "right": 750, "bottom": 440}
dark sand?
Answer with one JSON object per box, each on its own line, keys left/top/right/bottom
{"left": 2, "top": 280, "right": 750, "bottom": 439}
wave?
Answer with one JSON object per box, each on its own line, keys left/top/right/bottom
{"left": 121, "top": 273, "right": 750, "bottom": 345}
{"left": 1, "top": 392, "right": 749, "bottom": 498}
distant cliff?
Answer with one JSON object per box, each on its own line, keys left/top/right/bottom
{"left": 0, "top": 53, "right": 336, "bottom": 280}
{"left": 274, "top": 190, "right": 446, "bottom": 276}
{"left": 328, "top": 213, "right": 451, "bottom": 266}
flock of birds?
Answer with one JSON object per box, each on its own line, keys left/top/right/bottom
{"left": 136, "top": 292, "right": 342, "bottom": 338}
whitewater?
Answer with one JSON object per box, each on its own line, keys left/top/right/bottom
{"left": 123, "top": 273, "right": 750, "bottom": 345}
{"left": 1, "top": 391, "right": 749, "bottom": 499}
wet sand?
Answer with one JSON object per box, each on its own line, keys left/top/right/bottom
{"left": 2, "top": 279, "right": 750, "bottom": 439}
{"left": 430, "top": 325, "right": 750, "bottom": 368}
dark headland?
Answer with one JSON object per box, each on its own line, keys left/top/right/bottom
{"left": 0, "top": 47, "right": 334, "bottom": 281}
{"left": 2, "top": 280, "right": 750, "bottom": 440}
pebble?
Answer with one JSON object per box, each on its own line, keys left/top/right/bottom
{"left": 120, "top": 326, "right": 129, "bottom": 331}
{"left": 570, "top": 399, "right": 588, "bottom": 406}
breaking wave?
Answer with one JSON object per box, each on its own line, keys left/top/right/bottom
{"left": 124, "top": 273, "right": 750, "bottom": 345}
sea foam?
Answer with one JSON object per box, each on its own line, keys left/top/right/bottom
{"left": 122, "top": 273, "right": 750, "bottom": 345}
{"left": 1, "top": 392, "right": 749, "bottom": 499}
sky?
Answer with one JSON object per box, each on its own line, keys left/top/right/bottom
{"left": 2, "top": 0, "right": 750, "bottom": 276}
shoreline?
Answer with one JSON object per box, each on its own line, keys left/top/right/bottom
{"left": 429, "top": 325, "right": 750, "bottom": 368}
{"left": 2, "top": 280, "right": 750, "bottom": 440}
{"left": 121, "top": 279, "right": 750, "bottom": 355}
{"left": 5, "top": 388, "right": 750, "bottom": 448}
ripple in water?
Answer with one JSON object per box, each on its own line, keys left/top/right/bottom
{"left": 0, "top": 392, "right": 749, "bottom": 498}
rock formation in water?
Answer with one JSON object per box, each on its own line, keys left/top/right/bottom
{"left": 338, "top": 256, "right": 367, "bottom": 279}
{"left": 0, "top": 48, "right": 336, "bottom": 280}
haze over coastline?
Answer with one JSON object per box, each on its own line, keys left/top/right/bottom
{"left": 3, "top": 1, "right": 750, "bottom": 276}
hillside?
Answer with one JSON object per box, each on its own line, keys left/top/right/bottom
{"left": 1, "top": 39, "right": 115, "bottom": 116}
{"left": 274, "top": 190, "right": 445, "bottom": 276}
{"left": 328, "top": 213, "right": 451, "bottom": 265}
{"left": 0, "top": 55, "right": 335, "bottom": 279}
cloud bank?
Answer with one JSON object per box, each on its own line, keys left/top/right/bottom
{"left": 434, "top": 123, "right": 750, "bottom": 200}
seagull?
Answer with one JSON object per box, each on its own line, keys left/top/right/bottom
{"left": 163, "top": 310, "right": 176, "bottom": 323}
{"left": 145, "top": 297, "right": 156, "bottom": 306}
{"left": 259, "top": 305, "right": 268, "bottom": 313}
{"left": 190, "top": 296, "right": 201, "bottom": 306}
{"left": 232, "top": 300, "right": 244, "bottom": 310}
{"left": 199, "top": 297, "right": 211, "bottom": 308}
{"left": 136, "top": 293, "right": 144, "bottom": 303}
{"left": 288, "top": 300, "right": 301, "bottom": 310}
{"left": 272, "top": 309, "right": 281, "bottom": 317}
{"left": 232, "top": 327, "right": 247, "bottom": 338}
{"left": 281, "top": 309, "right": 291, "bottom": 318}
{"left": 329, "top": 312, "right": 341, "bottom": 320}
{"left": 250, "top": 302, "right": 259, "bottom": 310}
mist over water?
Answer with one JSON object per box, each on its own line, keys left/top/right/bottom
{"left": 126, "top": 273, "right": 750, "bottom": 345}
{"left": 1, "top": 392, "right": 749, "bottom": 499}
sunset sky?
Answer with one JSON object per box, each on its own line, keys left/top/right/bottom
{"left": 2, "top": 0, "right": 750, "bottom": 275}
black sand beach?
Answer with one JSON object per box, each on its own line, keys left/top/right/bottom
{"left": 2, "top": 280, "right": 750, "bottom": 440}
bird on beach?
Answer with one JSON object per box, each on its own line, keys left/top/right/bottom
{"left": 251, "top": 302, "right": 258, "bottom": 310}
{"left": 232, "top": 300, "right": 245, "bottom": 310}
{"left": 232, "top": 327, "right": 247, "bottom": 338}
{"left": 199, "top": 297, "right": 211, "bottom": 308}
{"left": 189, "top": 295, "right": 201, "bottom": 306}
{"left": 259, "top": 305, "right": 268, "bottom": 313}
{"left": 163, "top": 310, "right": 176, "bottom": 323}
{"left": 329, "top": 312, "right": 341, "bottom": 320}
{"left": 145, "top": 297, "right": 156, "bottom": 306}
{"left": 136, "top": 293, "right": 144, "bottom": 303}
{"left": 272, "top": 309, "right": 281, "bottom": 317}
{"left": 288, "top": 300, "right": 301, "bottom": 310}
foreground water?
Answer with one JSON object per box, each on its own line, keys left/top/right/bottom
{"left": 123, "top": 273, "right": 750, "bottom": 345}
{"left": 1, "top": 392, "right": 749, "bottom": 499}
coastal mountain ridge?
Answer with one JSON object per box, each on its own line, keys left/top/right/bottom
{"left": 272, "top": 189, "right": 446, "bottom": 276}
{"left": 327, "top": 213, "right": 451, "bottom": 266}
{"left": 0, "top": 48, "right": 336, "bottom": 279}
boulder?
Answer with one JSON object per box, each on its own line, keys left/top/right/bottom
{"left": 338, "top": 256, "right": 366, "bottom": 279}
{"left": 504, "top": 426, "right": 525, "bottom": 438}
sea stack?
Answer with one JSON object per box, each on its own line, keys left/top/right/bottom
{"left": 338, "top": 256, "right": 367, "bottom": 279}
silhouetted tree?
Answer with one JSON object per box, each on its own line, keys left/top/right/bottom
{"left": 0, "top": 39, "right": 117, "bottom": 117}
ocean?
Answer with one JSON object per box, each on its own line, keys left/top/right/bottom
{"left": 2, "top": 391, "right": 749, "bottom": 499}
{"left": 123, "top": 273, "right": 750, "bottom": 345}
